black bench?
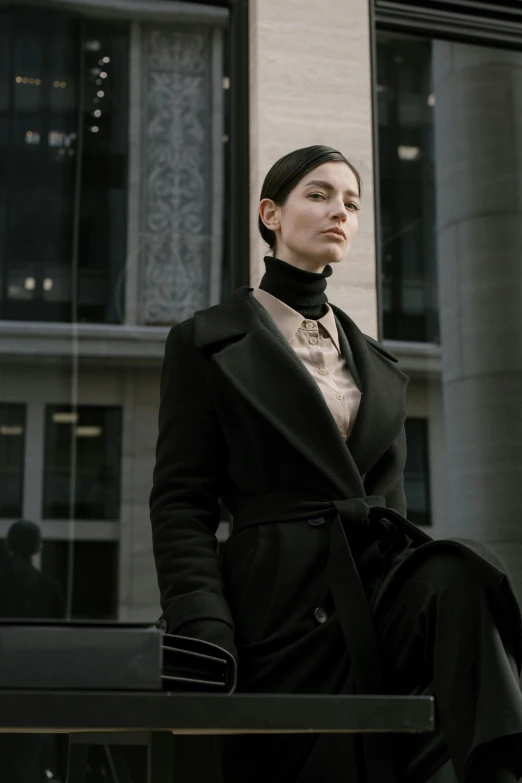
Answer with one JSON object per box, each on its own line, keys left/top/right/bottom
{"left": 0, "top": 689, "right": 444, "bottom": 782}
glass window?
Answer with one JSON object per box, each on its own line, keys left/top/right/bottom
{"left": 84, "top": 744, "right": 147, "bottom": 783}
{"left": 78, "top": 22, "right": 129, "bottom": 324}
{"left": 404, "top": 418, "right": 431, "bottom": 527}
{"left": 43, "top": 405, "right": 122, "bottom": 520}
{"left": 41, "top": 540, "right": 118, "bottom": 619}
{"left": 0, "top": 404, "right": 25, "bottom": 518}
{"left": 0, "top": 8, "right": 129, "bottom": 323}
{"left": 376, "top": 32, "right": 439, "bottom": 342}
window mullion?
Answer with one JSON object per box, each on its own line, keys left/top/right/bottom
{"left": 64, "top": 19, "right": 87, "bottom": 618}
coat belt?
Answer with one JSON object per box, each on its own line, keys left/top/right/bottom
{"left": 232, "top": 491, "right": 430, "bottom": 599}
{"left": 232, "top": 491, "right": 433, "bottom": 783}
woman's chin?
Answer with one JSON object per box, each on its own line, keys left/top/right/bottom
{"left": 317, "top": 247, "right": 348, "bottom": 265}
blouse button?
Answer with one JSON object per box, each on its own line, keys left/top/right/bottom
{"left": 336, "top": 392, "right": 344, "bottom": 401}
{"left": 305, "top": 321, "right": 315, "bottom": 330}
{"left": 309, "top": 337, "right": 318, "bottom": 345}
{"left": 318, "top": 368, "right": 328, "bottom": 375}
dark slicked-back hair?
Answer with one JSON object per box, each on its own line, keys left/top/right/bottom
{"left": 258, "top": 145, "right": 362, "bottom": 253}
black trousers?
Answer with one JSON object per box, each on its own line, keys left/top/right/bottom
{"left": 221, "top": 550, "right": 522, "bottom": 783}
{"left": 373, "top": 550, "right": 522, "bottom": 783}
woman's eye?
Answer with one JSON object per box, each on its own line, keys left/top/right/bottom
{"left": 309, "top": 193, "right": 359, "bottom": 212}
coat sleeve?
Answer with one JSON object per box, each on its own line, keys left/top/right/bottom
{"left": 149, "top": 321, "right": 236, "bottom": 659}
{"left": 384, "top": 426, "right": 408, "bottom": 518}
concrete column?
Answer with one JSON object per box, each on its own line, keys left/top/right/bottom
{"left": 248, "top": 0, "right": 379, "bottom": 336}
{"left": 433, "top": 41, "right": 522, "bottom": 596}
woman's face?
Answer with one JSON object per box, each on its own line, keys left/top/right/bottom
{"left": 259, "top": 161, "right": 360, "bottom": 273}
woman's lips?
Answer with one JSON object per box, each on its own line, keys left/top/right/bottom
{"left": 323, "top": 230, "right": 345, "bottom": 240}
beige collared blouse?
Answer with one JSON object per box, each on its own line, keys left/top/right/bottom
{"left": 252, "top": 288, "right": 362, "bottom": 440}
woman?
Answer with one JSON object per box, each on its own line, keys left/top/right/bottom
{"left": 150, "top": 145, "right": 522, "bottom": 783}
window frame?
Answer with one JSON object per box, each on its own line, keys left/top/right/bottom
{"left": 370, "top": 0, "right": 522, "bottom": 342}
{"left": 374, "top": 1, "right": 522, "bottom": 49}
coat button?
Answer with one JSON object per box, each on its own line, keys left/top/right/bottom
{"left": 308, "top": 517, "right": 324, "bottom": 526}
{"left": 314, "top": 607, "right": 328, "bottom": 624}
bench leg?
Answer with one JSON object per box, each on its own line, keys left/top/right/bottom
{"left": 148, "top": 732, "right": 174, "bottom": 783}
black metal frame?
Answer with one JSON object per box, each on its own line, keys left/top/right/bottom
{"left": 369, "top": 0, "right": 384, "bottom": 340}
{"left": 228, "top": 0, "right": 250, "bottom": 291}
{"left": 374, "top": 1, "right": 522, "bottom": 47}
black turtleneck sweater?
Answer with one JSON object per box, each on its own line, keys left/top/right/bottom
{"left": 258, "top": 255, "right": 333, "bottom": 319}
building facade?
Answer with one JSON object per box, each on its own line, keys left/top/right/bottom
{"left": 0, "top": 0, "right": 238, "bottom": 622}
{"left": 1, "top": 0, "right": 521, "bottom": 780}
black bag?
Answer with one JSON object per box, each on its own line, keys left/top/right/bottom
{"left": 161, "top": 632, "right": 237, "bottom": 694}
{"left": 0, "top": 620, "right": 237, "bottom": 693}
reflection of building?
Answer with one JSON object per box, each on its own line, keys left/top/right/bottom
{"left": 1, "top": 0, "right": 521, "bottom": 649}
{"left": 0, "top": 0, "right": 246, "bottom": 621}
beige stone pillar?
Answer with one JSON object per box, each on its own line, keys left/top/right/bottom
{"left": 433, "top": 41, "right": 522, "bottom": 599}
{"left": 249, "top": 0, "right": 378, "bottom": 336}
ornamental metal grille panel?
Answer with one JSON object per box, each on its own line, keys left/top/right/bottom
{"left": 141, "top": 25, "right": 214, "bottom": 325}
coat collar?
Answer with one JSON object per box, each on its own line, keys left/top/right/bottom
{"left": 194, "top": 287, "right": 409, "bottom": 498}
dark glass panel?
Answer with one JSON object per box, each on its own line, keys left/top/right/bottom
{"left": 1, "top": 8, "right": 77, "bottom": 322}
{"left": 43, "top": 405, "right": 122, "bottom": 520}
{"left": 0, "top": 8, "right": 129, "bottom": 324}
{"left": 77, "top": 22, "right": 129, "bottom": 324}
{"left": 85, "top": 744, "right": 147, "bottom": 783}
{"left": 377, "top": 32, "right": 439, "bottom": 342}
{"left": 404, "top": 417, "right": 432, "bottom": 526}
{"left": 41, "top": 539, "right": 118, "bottom": 619}
{"left": 0, "top": 404, "right": 25, "bottom": 518}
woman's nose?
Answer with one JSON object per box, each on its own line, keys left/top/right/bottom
{"left": 330, "top": 203, "right": 349, "bottom": 220}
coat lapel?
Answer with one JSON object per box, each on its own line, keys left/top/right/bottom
{"left": 331, "top": 305, "right": 410, "bottom": 476}
{"left": 194, "top": 287, "right": 408, "bottom": 497}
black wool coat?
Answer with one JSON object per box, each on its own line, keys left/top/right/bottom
{"left": 149, "top": 286, "right": 522, "bottom": 783}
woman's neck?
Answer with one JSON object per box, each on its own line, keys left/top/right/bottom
{"left": 258, "top": 255, "right": 333, "bottom": 319}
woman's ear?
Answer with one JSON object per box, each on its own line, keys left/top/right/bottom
{"left": 259, "top": 198, "right": 280, "bottom": 233}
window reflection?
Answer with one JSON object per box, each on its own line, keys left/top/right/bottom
{"left": 0, "top": 404, "right": 26, "bottom": 518}
{"left": 43, "top": 405, "right": 122, "bottom": 520}
{"left": 78, "top": 22, "right": 129, "bottom": 324}
{"left": 0, "top": 520, "right": 64, "bottom": 618}
{"left": 0, "top": 528, "right": 118, "bottom": 621}
{"left": 0, "top": 2, "right": 229, "bottom": 779}
{"left": 377, "top": 32, "right": 439, "bottom": 343}
{"left": 0, "top": 8, "right": 129, "bottom": 324}
{"left": 42, "top": 540, "right": 118, "bottom": 620}
{"left": 404, "top": 418, "right": 431, "bottom": 527}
